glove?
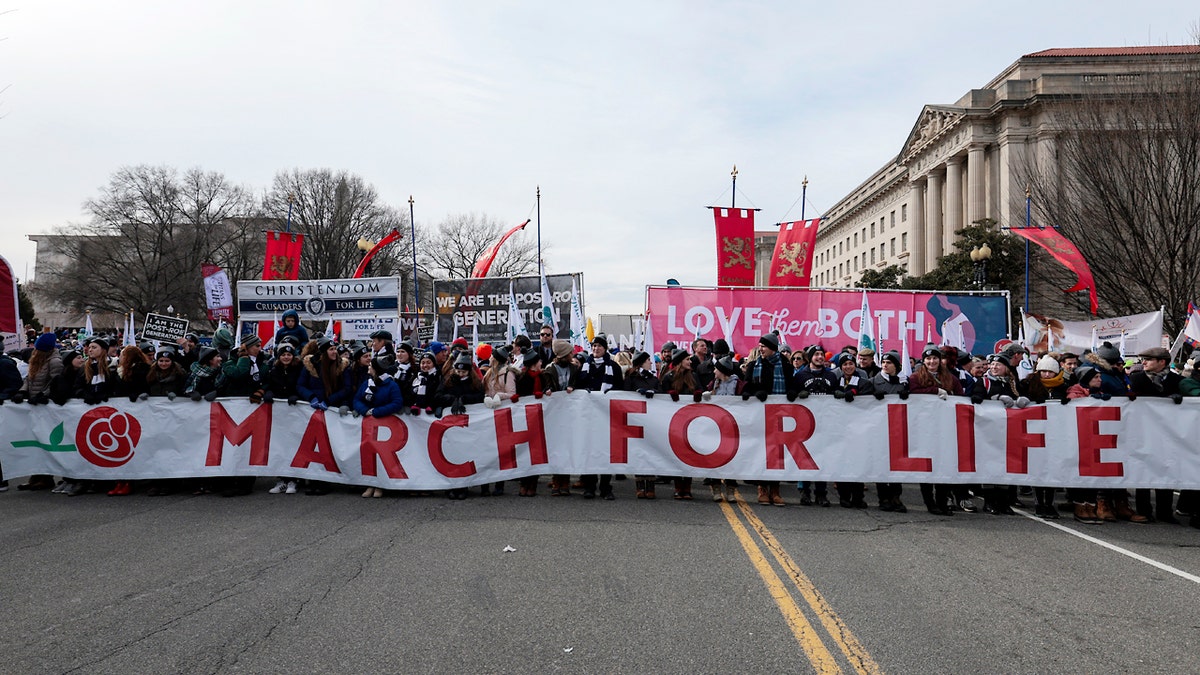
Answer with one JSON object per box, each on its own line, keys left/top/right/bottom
{"left": 1127, "top": 394, "right": 1137, "bottom": 401}
{"left": 10, "top": 392, "right": 24, "bottom": 404}
{"left": 796, "top": 390, "right": 810, "bottom": 399}
{"left": 834, "top": 390, "right": 845, "bottom": 400}
{"left": 52, "top": 395, "right": 68, "bottom": 406}
{"left": 1101, "top": 392, "right": 1111, "bottom": 401}
{"left": 999, "top": 395, "right": 1015, "bottom": 408}
{"left": 669, "top": 390, "right": 680, "bottom": 402}
{"left": 1170, "top": 393, "right": 1183, "bottom": 405}
{"left": 1015, "top": 396, "right": 1030, "bottom": 408}
{"left": 309, "top": 398, "right": 326, "bottom": 410}
{"left": 410, "top": 405, "right": 421, "bottom": 416}
{"left": 534, "top": 390, "right": 543, "bottom": 399}
{"left": 366, "top": 408, "right": 375, "bottom": 417}
{"left": 873, "top": 391, "right": 885, "bottom": 400}
{"left": 692, "top": 391, "right": 703, "bottom": 403}
{"left": 190, "top": 392, "right": 203, "bottom": 402}
{"left": 755, "top": 390, "right": 768, "bottom": 402}
{"left": 203, "top": 390, "right": 219, "bottom": 402}
{"left": 83, "top": 393, "right": 99, "bottom": 405}
{"left": 425, "top": 406, "right": 435, "bottom": 415}
{"left": 742, "top": 391, "right": 752, "bottom": 401}
{"left": 262, "top": 391, "right": 274, "bottom": 404}
{"left": 167, "top": 392, "right": 177, "bottom": 401}
{"left": 702, "top": 391, "right": 713, "bottom": 401}
{"left": 352, "top": 409, "right": 361, "bottom": 418}
{"left": 971, "top": 394, "right": 984, "bottom": 405}
{"left": 843, "top": 392, "right": 854, "bottom": 403}
{"left": 786, "top": 390, "right": 798, "bottom": 402}
{"left": 484, "top": 396, "right": 499, "bottom": 409}
{"left": 510, "top": 394, "right": 520, "bottom": 403}
{"left": 898, "top": 389, "right": 909, "bottom": 401}
{"left": 129, "top": 394, "right": 140, "bottom": 403}
{"left": 287, "top": 395, "right": 299, "bottom": 406}
{"left": 337, "top": 406, "right": 350, "bottom": 416}
{"left": 451, "top": 397, "right": 465, "bottom": 416}
{"left": 937, "top": 388, "right": 948, "bottom": 400}
{"left": 32, "top": 393, "right": 49, "bottom": 405}
{"left": 1059, "top": 396, "right": 1070, "bottom": 405}
{"left": 249, "top": 390, "right": 263, "bottom": 404}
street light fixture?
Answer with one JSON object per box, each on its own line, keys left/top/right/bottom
{"left": 970, "top": 244, "right": 992, "bottom": 288}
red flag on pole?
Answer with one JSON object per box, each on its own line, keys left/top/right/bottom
{"left": 471, "top": 220, "right": 530, "bottom": 279}
{"left": 353, "top": 229, "right": 403, "bottom": 279}
{"left": 262, "top": 231, "right": 304, "bottom": 281}
{"left": 1009, "top": 226, "right": 1099, "bottom": 315}
{"left": 768, "top": 218, "right": 821, "bottom": 287}
{"left": 712, "top": 207, "right": 756, "bottom": 286}
{"left": 0, "top": 254, "right": 19, "bottom": 335}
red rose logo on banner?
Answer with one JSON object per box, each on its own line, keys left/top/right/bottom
{"left": 712, "top": 207, "right": 756, "bottom": 286}
{"left": 75, "top": 407, "right": 142, "bottom": 468}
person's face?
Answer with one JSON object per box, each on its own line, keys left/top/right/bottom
{"left": 87, "top": 343, "right": 104, "bottom": 359}
{"left": 882, "top": 360, "right": 897, "bottom": 375}
{"left": 358, "top": 352, "right": 371, "bottom": 366}
{"left": 791, "top": 353, "right": 806, "bottom": 368}
{"left": 71, "top": 355, "right": 84, "bottom": 369}
{"left": 435, "top": 351, "right": 448, "bottom": 364}
{"left": 1061, "top": 357, "right": 1079, "bottom": 372}
{"left": 420, "top": 356, "right": 436, "bottom": 372}
{"left": 372, "top": 337, "right": 385, "bottom": 350}
{"left": 840, "top": 359, "right": 856, "bottom": 375}
{"left": 326, "top": 346, "right": 338, "bottom": 360}
{"left": 1039, "top": 370, "right": 1057, "bottom": 380}
{"left": 857, "top": 353, "right": 875, "bottom": 369}
{"left": 1142, "top": 356, "right": 1166, "bottom": 374}
{"left": 211, "top": 354, "right": 224, "bottom": 368}
{"left": 970, "top": 361, "right": 987, "bottom": 377}
{"left": 247, "top": 344, "right": 261, "bottom": 357}
{"left": 1086, "top": 373, "right": 1101, "bottom": 389}
{"left": 810, "top": 353, "right": 826, "bottom": 368}
{"left": 923, "top": 354, "right": 941, "bottom": 372}
{"left": 988, "top": 360, "right": 1008, "bottom": 377}
{"left": 284, "top": 316, "right": 297, "bottom": 328}
{"left": 397, "top": 350, "right": 410, "bottom": 364}
{"left": 592, "top": 343, "right": 606, "bottom": 357}
{"left": 453, "top": 362, "right": 470, "bottom": 376}
{"left": 156, "top": 356, "right": 174, "bottom": 370}
{"left": 540, "top": 329, "right": 554, "bottom": 344}
{"left": 279, "top": 351, "right": 295, "bottom": 365}
{"left": 677, "top": 357, "right": 692, "bottom": 371}
{"left": 694, "top": 341, "right": 708, "bottom": 358}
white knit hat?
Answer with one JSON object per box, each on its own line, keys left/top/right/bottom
{"left": 1035, "top": 354, "right": 1061, "bottom": 374}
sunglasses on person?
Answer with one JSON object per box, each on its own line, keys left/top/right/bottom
{"left": 540, "top": 332, "right": 553, "bottom": 337}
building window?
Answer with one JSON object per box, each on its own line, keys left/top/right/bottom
{"left": 870, "top": 249, "right": 876, "bottom": 264}
{"left": 854, "top": 233, "right": 858, "bottom": 247}
{"left": 853, "top": 258, "right": 858, "bottom": 272}
{"left": 890, "top": 211, "right": 896, "bottom": 227}
{"left": 880, "top": 217, "right": 884, "bottom": 231}
{"left": 890, "top": 237, "right": 896, "bottom": 256}
{"left": 880, "top": 244, "right": 886, "bottom": 260}
{"left": 901, "top": 204, "right": 907, "bottom": 222}
{"left": 870, "top": 223, "right": 875, "bottom": 238}
{"left": 901, "top": 233, "right": 908, "bottom": 251}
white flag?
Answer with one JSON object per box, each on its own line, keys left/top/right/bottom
{"left": 568, "top": 277, "right": 586, "bottom": 350}
{"left": 899, "top": 327, "right": 912, "bottom": 381}
{"left": 1185, "top": 302, "right": 1200, "bottom": 345}
{"left": 124, "top": 312, "right": 136, "bottom": 347}
{"left": 506, "top": 280, "right": 528, "bottom": 344}
{"left": 325, "top": 317, "right": 336, "bottom": 343}
{"left": 471, "top": 318, "right": 479, "bottom": 352}
{"left": 539, "top": 266, "right": 556, "bottom": 333}
{"left": 84, "top": 312, "right": 94, "bottom": 340}
{"left": 858, "top": 291, "right": 876, "bottom": 352}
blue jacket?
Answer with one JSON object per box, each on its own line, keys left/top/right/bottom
{"left": 274, "top": 309, "right": 310, "bottom": 347}
{"left": 353, "top": 376, "right": 405, "bottom": 417}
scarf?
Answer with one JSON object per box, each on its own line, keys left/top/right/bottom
{"left": 580, "top": 354, "right": 618, "bottom": 392}
{"left": 751, "top": 353, "right": 786, "bottom": 395}
{"left": 1040, "top": 372, "right": 1064, "bottom": 389}
{"left": 185, "top": 361, "right": 225, "bottom": 394}
{"left": 364, "top": 372, "right": 392, "bottom": 403}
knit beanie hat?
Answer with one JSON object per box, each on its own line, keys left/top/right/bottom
{"left": 34, "top": 332, "right": 57, "bottom": 352}
{"left": 552, "top": 339, "right": 573, "bottom": 359}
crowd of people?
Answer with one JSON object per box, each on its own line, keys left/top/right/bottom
{"left": 2, "top": 311, "right": 1198, "bottom": 531}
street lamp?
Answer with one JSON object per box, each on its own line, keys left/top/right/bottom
{"left": 970, "top": 244, "right": 992, "bottom": 288}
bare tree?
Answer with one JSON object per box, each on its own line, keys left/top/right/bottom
{"left": 423, "top": 212, "right": 540, "bottom": 280}
{"left": 1024, "top": 59, "right": 1200, "bottom": 334}
{"left": 52, "top": 165, "right": 257, "bottom": 320}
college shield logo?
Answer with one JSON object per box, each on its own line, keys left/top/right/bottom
{"left": 305, "top": 297, "right": 326, "bottom": 316}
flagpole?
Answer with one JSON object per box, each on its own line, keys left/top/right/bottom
{"left": 800, "top": 175, "right": 808, "bottom": 220}
{"left": 1024, "top": 185, "right": 1031, "bottom": 314}
{"left": 536, "top": 186, "right": 542, "bottom": 273}
{"left": 731, "top": 165, "right": 737, "bottom": 209}
{"left": 286, "top": 192, "right": 294, "bottom": 234}
{"left": 408, "top": 195, "right": 419, "bottom": 314}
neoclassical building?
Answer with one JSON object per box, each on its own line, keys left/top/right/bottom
{"left": 808, "top": 45, "right": 1200, "bottom": 306}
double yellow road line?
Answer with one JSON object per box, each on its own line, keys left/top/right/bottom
{"left": 720, "top": 490, "right": 883, "bottom": 675}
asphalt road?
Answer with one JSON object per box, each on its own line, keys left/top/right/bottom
{"left": 2, "top": 478, "right": 1198, "bottom": 674}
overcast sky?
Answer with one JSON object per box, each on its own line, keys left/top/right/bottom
{"left": 1, "top": 2, "right": 1196, "bottom": 316}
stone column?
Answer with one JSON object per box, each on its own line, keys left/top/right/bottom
{"left": 944, "top": 156, "right": 963, "bottom": 252}
{"left": 925, "top": 171, "right": 943, "bottom": 268}
{"left": 908, "top": 180, "right": 926, "bottom": 275}
{"left": 967, "top": 144, "right": 987, "bottom": 224}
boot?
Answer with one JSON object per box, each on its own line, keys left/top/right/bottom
{"left": 1095, "top": 497, "right": 1117, "bottom": 522}
{"left": 645, "top": 482, "right": 656, "bottom": 500}
{"left": 1113, "top": 497, "right": 1148, "bottom": 523}
{"left": 635, "top": 480, "right": 647, "bottom": 499}
{"left": 673, "top": 478, "right": 685, "bottom": 500}
{"left": 1074, "top": 502, "right": 1102, "bottom": 524}
{"left": 757, "top": 485, "right": 770, "bottom": 505}
{"left": 769, "top": 485, "right": 786, "bottom": 507}
{"left": 799, "top": 485, "right": 813, "bottom": 506}
{"left": 710, "top": 484, "right": 723, "bottom": 502}
{"left": 725, "top": 483, "right": 737, "bottom": 503}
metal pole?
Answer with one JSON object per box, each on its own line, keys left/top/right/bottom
{"left": 409, "top": 195, "right": 419, "bottom": 313}
{"left": 800, "top": 175, "right": 808, "bottom": 221}
{"left": 731, "top": 165, "right": 737, "bottom": 209}
{"left": 536, "top": 186, "right": 542, "bottom": 272}
{"left": 285, "top": 192, "right": 294, "bottom": 233}
{"left": 1024, "top": 185, "right": 1031, "bottom": 314}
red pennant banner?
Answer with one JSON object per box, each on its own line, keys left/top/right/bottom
{"left": 471, "top": 220, "right": 530, "bottom": 279}
{"left": 769, "top": 218, "right": 821, "bottom": 287}
{"left": 0, "top": 253, "right": 19, "bottom": 334}
{"left": 1010, "top": 226, "right": 1099, "bottom": 315}
{"left": 262, "top": 231, "right": 304, "bottom": 281}
{"left": 353, "top": 229, "right": 403, "bottom": 279}
{"left": 712, "top": 207, "right": 755, "bottom": 286}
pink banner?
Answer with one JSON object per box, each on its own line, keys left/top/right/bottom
{"left": 645, "top": 286, "right": 1010, "bottom": 359}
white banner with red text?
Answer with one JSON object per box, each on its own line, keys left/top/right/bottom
{"left": 2, "top": 393, "right": 1199, "bottom": 489}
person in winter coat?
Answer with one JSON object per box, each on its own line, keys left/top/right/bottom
{"left": 856, "top": 348, "right": 881, "bottom": 378}
{"left": 438, "top": 353, "right": 485, "bottom": 500}
{"left": 1020, "top": 355, "right": 1072, "bottom": 519}
{"left": 971, "top": 352, "right": 1027, "bottom": 515}
{"left": 702, "top": 355, "right": 742, "bottom": 502}
{"left": 275, "top": 309, "right": 309, "bottom": 349}
{"left": 76, "top": 338, "right": 116, "bottom": 405}
{"left": 1178, "top": 363, "right": 1200, "bottom": 528}
{"left": 139, "top": 347, "right": 189, "bottom": 496}
{"left": 514, "top": 350, "right": 556, "bottom": 497}
{"left": 211, "top": 327, "right": 236, "bottom": 363}
{"left": 0, "top": 350, "right": 23, "bottom": 491}
{"left": 659, "top": 348, "right": 700, "bottom": 500}
{"left": 793, "top": 346, "right": 838, "bottom": 507}
{"left": 740, "top": 333, "right": 795, "bottom": 507}
{"left": 1087, "top": 342, "right": 1131, "bottom": 398}
{"left": 369, "top": 329, "right": 395, "bottom": 361}
{"left": 830, "top": 352, "right": 873, "bottom": 509}
{"left": 354, "top": 355, "right": 406, "bottom": 499}
{"left": 909, "top": 345, "right": 964, "bottom": 516}
{"left": 623, "top": 351, "right": 659, "bottom": 395}
{"left": 114, "top": 345, "right": 152, "bottom": 403}
{"left": 1129, "top": 346, "right": 1186, "bottom": 523}
{"left": 870, "top": 351, "right": 909, "bottom": 512}
{"left": 575, "top": 334, "right": 625, "bottom": 501}
{"left": 185, "top": 347, "right": 224, "bottom": 401}
{"left": 222, "top": 334, "right": 271, "bottom": 402}
{"left": 1064, "top": 365, "right": 1143, "bottom": 524}
{"left": 391, "top": 341, "right": 418, "bottom": 409}
{"left": 49, "top": 349, "right": 84, "bottom": 406}
{"left": 297, "top": 338, "right": 349, "bottom": 411}
{"left": 480, "top": 346, "right": 520, "bottom": 496}
{"left": 545, "top": 340, "right": 580, "bottom": 496}
{"left": 12, "top": 333, "right": 63, "bottom": 490}
{"left": 266, "top": 343, "right": 304, "bottom": 404}
{"left": 409, "top": 351, "right": 440, "bottom": 415}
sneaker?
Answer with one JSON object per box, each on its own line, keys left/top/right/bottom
{"left": 63, "top": 482, "right": 85, "bottom": 497}
{"left": 285, "top": 481, "right": 297, "bottom": 494}
{"left": 268, "top": 481, "right": 287, "bottom": 494}
{"left": 0, "top": 482, "right": 8, "bottom": 493}
{"left": 958, "top": 498, "right": 979, "bottom": 513}
{"left": 51, "top": 481, "right": 68, "bottom": 494}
